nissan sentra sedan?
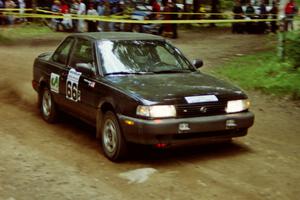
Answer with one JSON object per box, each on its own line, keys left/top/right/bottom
{"left": 32, "top": 32, "right": 254, "bottom": 161}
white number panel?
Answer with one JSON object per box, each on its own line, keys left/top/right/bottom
{"left": 66, "top": 69, "right": 82, "bottom": 102}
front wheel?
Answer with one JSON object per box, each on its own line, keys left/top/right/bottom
{"left": 39, "top": 87, "right": 58, "bottom": 123}
{"left": 101, "top": 111, "right": 128, "bottom": 161}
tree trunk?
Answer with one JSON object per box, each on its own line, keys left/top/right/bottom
{"left": 193, "top": 0, "right": 200, "bottom": 14}
{"left": 211, "top": 0, "right": 219, "bottom": 14}
{"left": 193, "top": 0, "right": 200, "bottom": 20}
{"left": 210, "top": 0, "right": 220, "bottom": 27}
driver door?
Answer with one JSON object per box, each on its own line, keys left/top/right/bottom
{"left": 67, "top": 38, "right": 98, "bottom": 123}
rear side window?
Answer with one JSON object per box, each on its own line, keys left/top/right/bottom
{"left": 52, "top": 37, "right": 74, "bottom": 65}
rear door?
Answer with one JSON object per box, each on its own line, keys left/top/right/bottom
{"left": 49, "top": 37, "right": 75, "bottom": 107}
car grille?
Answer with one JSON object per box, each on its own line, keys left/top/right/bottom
{"left": 176, "top": 102, "right": 227, "bottom": 118}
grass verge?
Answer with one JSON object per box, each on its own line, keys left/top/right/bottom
{"left": 0, "top": 23, "right": 64, "bottom": 44}
{"left": 209, "top": 50, "right": 300, "bottom": 100}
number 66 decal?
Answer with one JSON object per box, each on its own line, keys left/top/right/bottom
{"left": 66, "top": 69, "right": 81, "bottom": 102}
{"left": 66, "top": 81, "right": 80, "bottom": 101}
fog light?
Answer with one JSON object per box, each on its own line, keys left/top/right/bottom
{"left": 124, "top": 120, "right": 134, "bottom": 126}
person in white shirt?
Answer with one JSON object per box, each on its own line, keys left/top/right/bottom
{"left": 5, "top": 0, "right": 16, "bottom": 24}
{"left": 97, "top": 0, "right": 105, "bottom": 31}
{"left": 77, "top": 0, "right": 86, "bottom": 32}
{"left": 18, "top": 0, "right": 26, "bottom": 22}
{"left": 70, "top": 0, "right": 79, "bottom": 31}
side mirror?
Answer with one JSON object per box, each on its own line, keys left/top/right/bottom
{"left": 192, "top": 59, "right": 204, "bottom": 69}
{"left": 75, "top": 63, "right": 94, "bottom": 76}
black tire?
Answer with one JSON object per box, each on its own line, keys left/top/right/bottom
{"left": 101, "top": 111, "right": 127, "bottom": 162}
{"left": 39, "top": 87, "right": 58, "bottom": 123}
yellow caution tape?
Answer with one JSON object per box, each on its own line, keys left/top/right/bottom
{"left": 2, "top": 11, "right": 299, "bottom": 24}
{"left": 124, "top": 10, "right": 280, "bottom": 17}
{"left": 35, "top": 9, "right": 130, "bottom": 19}
{"left": 0, "top": 8, "right": 33, "bottom": 11}
{"left": 0, "top": 8, "right": 280, "bottom": 17}
{"left": 36, "top": 9, "right": 58, "bottom": 15}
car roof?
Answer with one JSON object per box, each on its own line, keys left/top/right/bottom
{"left": 70, "top": 32, "right": 165, "bottom": 41}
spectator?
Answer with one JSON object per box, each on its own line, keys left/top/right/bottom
{"left": 258, "top": 0, "right": 268, "bottom": 33}
{"left": 163, "top": 0, "right": 173, "bottom": 37}
{"left": 5, "top": 0, "right": 16, "bottom": 25}
{"left": 70, "top": 0, "right": 79, "bottom": 14}
{"left": 60, "top": 0, "right": 69, "bottom": 14}
{"left": 270, "top": 1, "right": 278, "bottom": 33}
{"left": 245, "top": 2, "right": 255, "bottom": 33}
{"left": 102, "top": 0, "right": 111, "bottom": 31}
{"left": 97, "top": 0, "right": 105, "bottom": 31}
{"left": 149, "top": 0, "right": 161, "bottom": 20}
{"left": 109, "top": 2, "right": 118, "bottom": 31}
{"left": 170, "top": 0, "right": 179, "bottom": 39}
{"left": 70, "top": 0, "right": 79, "bottom": 32}
{"left": 51, "top": 1, "right": 61, "bottom": 13}
{"left": 0, "top": 0, "right": 4, "bottom": 25}
{"left": 232, "top": 0, "right": 244, "bottom": 34}
{"left": 60, "top": 0, "right": 73, "bottom": 30}
{"left": 17, "top": 0, "right": 26, "bottom": 22}
{"left": 51, "top": 0, "right": 61, "bottom": 30}
{"left": 115, "top": 1, "right": 124, "bottom": 31}
{"left": 245, "top": 2, "right": 255, "bottom": 18}
{"left": 77, "top": 0, "right": 86, "bottom": 32}
{"left": 51, "top": 0, "right": 62, "bottom": 31}
{"left": 142, "top": 0, "right": 161, "bottom": 34}
{"left": 259, "top": 0, "right": 268, "bottom": 19}
{"left": 87, "top": 2, "right": 98, "bottom": 32}
{"left": 284, "top": 0, "right": 298, "bottom": 31}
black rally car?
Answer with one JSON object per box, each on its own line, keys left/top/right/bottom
{"left": 32, "top": 32, "right": 254, "bottom": 161}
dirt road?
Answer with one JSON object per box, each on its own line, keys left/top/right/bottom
{"left": 0, "top": 29, "right": 299, "bottom": 200}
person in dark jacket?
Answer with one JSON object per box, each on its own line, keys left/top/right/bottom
{"left": 0, "top": 0, "right": 4, "bottom": 25}
{"left": 87, "top": 2, "right": 98, "bottom": 32}
{"left": 245, "top": 2, "right": 255, "bottom": 33}
{"left": 232, "top": 0, "right": 245, "bottom": 33}
{"left": 258, "top": 0, "right": 268, "bottom": 33}
{"left": 270, "top": 1, "right": 278, "bottom": 33}
{"left": 170, "top": 0, "right": 179, "bottom": 38}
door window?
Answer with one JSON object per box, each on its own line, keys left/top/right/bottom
{"left": 69, "top": 39, "right": 96, "bottom": 75}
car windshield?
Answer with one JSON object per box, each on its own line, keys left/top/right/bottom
{"left": 97, "top": 40, "right": 194, "bottom": 75}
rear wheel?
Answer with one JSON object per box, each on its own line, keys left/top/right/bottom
{"left": 40, "top": 87, "right": 58, "bottom": 123}
{"left": 101, "top": 111, "right": 127, "bottom": 161}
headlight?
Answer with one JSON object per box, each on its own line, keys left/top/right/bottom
{"left": 225, "top": 99, "right": 250, "bottom": 113}
{"left": 136, "top": 105, "right": 176, "bottom": 118}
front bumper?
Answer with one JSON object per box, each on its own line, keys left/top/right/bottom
{"left": 118, "top": 112, "right": 254, "bottom": 145}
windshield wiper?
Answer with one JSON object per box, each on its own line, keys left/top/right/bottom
{"left": 152, "top": 69, "right": 191, "bottom": 74}
{"left": 105, "top": 71, "right": 152, "bottom": 76}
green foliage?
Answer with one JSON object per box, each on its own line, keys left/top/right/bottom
{"left": 220, "top": 0, "right": 234, "bottom": 10}
{"left": 210, "top": 51, "right": 300, "bottom": 100}
{"left": 285, "top": 31, "right": 300, "bottom": 69}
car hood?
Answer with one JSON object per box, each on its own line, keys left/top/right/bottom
{"left": 105, "top": 72, "right": 247, "bottom": 105}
